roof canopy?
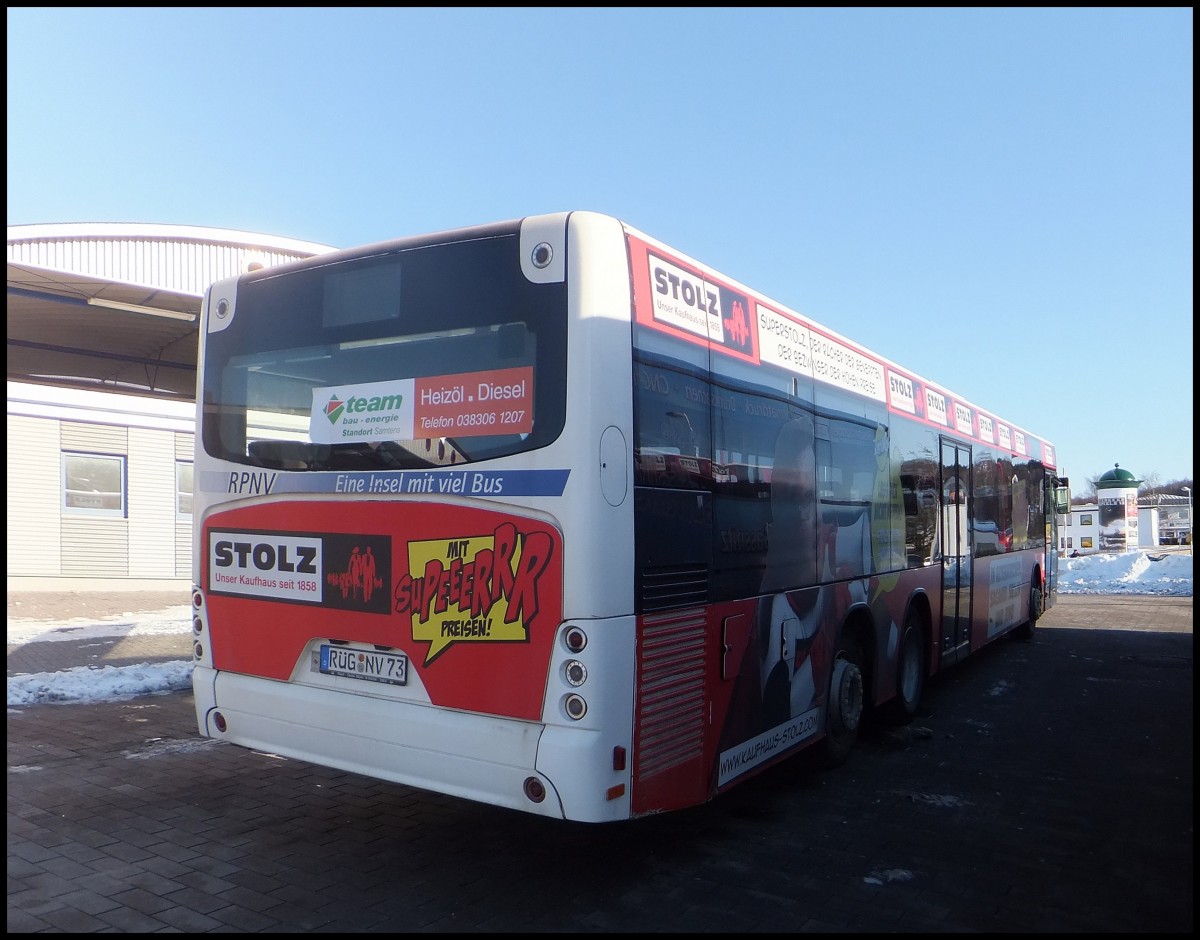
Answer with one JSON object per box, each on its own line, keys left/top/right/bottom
{"left": 7, "top": 223, "right": 334, "bottom": 400}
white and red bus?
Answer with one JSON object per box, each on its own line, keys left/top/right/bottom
{"left": 191, "top": 211, "right": 1070, "bottom": 822}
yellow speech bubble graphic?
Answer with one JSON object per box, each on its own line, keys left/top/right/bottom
{"left": 394, "top": 523, "right": 553, "bottom": 664}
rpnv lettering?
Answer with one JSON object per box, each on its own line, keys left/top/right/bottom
{"left": 226, "top": 471, "right": 277, "bottom": 495}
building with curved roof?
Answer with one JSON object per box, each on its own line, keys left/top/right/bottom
{"left": 8, "top": 222, "right": 335, "bottom": 399}
{"left": 7, "top": 223, "right": 337, "bottom": 589}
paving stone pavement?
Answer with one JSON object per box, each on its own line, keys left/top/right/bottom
{"left": 7, "top": 590, "right": 191, "bottom": 624}
{"left": 7, "top": 591, "right": 192, "bottom": 680}
{"left": 6, "top": 594, "right": 1193, "bottom": 932}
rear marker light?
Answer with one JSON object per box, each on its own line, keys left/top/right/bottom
{"left": 192, "top": 617, "right": 204, "bottom": 636}
{"left": 213, "top": 712, "right": 227, "bottom": 733}
{"left": 523, "top": 777, "right": 546, "bottom": 803}
{"left": 564, "top": 694, "right": 587, "bottom": 720}
{"left": 192, "top": 642, "right": 204, "bottom": 659}
{"left": 613, "top": 746, "right": 626, "bottom": 771}
{"left": 192, "top": 589, "right": 203, "bottom": 609}
{"left": 564, "top": 659, "right": 587, "bottom": 687}
{"left": 606, "top": 784, "right": 626, "bottom": 801}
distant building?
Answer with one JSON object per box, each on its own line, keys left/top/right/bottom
{"left": 1059, "top": 476, "right": 1191, "bottom": 556}
{"left": 1146, "top": 494, "right": 1193, "bottom": 546}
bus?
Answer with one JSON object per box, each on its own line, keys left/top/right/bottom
{"left": 190, "top": 211, "right": 1070, "bottom": 823}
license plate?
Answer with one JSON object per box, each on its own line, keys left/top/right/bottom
{"left": 317, "top": 645, "right": 408, "bottom": 686}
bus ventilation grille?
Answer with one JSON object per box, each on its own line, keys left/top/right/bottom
{"left": 636, "top": 607, "right": 707, "bottom": 780}
{"left": 640, "top": 564, "right": 708, "bottom": 611}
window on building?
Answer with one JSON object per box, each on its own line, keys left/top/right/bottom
{"left": 1067, "top": 537, "right": 1073, "bottom": 548}
{"left": 1081, "top": 537, "right": 1093, "bottom": 549}
{"left": 1080, "top": 514, "right": 1093, "bottom": 526}
{"left": 62, "top": 453, "right": 126, "bottom": 517}
{"left": 176, "top": 461, "right": 193, "bottom": 516}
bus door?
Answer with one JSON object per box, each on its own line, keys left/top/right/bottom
{"left": 1045, "top": 475, "right": 1065, "bottom": 608}
{"left": 939, "top": 439, "right": 973, "bottom": 664}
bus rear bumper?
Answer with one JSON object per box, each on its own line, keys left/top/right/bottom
{"left": 192, "top": 665, "right": 565, "bottom": 819}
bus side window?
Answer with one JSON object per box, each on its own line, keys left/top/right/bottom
{"left": 633, "top": 361, "right": 710, "bottom": 490}
{"left": 761, "top": 413, "right": 819, "bottom": 592}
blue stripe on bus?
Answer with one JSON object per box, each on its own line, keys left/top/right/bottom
{"left": 199, "top": 468, "right": 570, "bottom": 498}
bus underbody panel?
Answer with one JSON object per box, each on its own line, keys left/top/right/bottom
{"left": 197, "top": 666, "right": 567, "bottom": 819}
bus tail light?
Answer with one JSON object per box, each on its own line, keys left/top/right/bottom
{"left": 564, "top": 694, "right": 587, "bottom": 720}
{"left": 191, "top": 587, "right": 206, "bottom": 658}
{"left": 564, "top": 625, "right": 587, "bottom": 652}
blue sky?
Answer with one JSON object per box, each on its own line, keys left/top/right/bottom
{"left": 7, "top": 8, "right": 1193, "bottom": 491}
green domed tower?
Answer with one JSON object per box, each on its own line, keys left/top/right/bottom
{"left": 1096, "top": 463, "right": 1141, "bottom": 552}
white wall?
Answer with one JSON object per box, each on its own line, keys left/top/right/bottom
{"left": 7, "top": 382, "right": 195, "bottom": 584}
{"left": 1060, "top": 503, "right": 1164, "bottom": 554}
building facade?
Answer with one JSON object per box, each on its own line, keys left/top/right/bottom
{"left": 1059, "top": 496, "right": 1191, "bottom": 555}
{"left": 7, "top": 382, "right": 196, "bottom": 587}
{"left": 7, "top": 223, "right": 335, "bottom": 589}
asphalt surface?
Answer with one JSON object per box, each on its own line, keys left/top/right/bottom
{"left": 7, "top": 594, "right": 1194, "bottom": 933}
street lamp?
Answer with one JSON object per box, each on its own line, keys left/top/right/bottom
{"left": 1183, "top": 487, "right": 1192, "bottom": 554}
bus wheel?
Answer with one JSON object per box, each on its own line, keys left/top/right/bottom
{"left": 1014, "top": 579, "right": 1043, "bottom": 642}
{"left": 822, "top": 634, "right": 864, "bottom": 767}
{"left": 884, "top": 612, "right": 925, "bottom": 725}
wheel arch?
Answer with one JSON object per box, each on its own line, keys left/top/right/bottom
{"left": 1014, "top": 560, "right": 1045, "bottom": 642}
{"left": 840, "top": 602, "right": 877, "bottom": 705}
{"left": 902, "top": 589, "right": 934, "bottom": 675}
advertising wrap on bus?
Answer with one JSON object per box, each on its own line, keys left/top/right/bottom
{"left": 203, "top": 501, "right": 562, "bottom": 717}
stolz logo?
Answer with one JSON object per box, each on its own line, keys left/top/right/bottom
{"left": 648, "top": 252, "right": 754, "bottom": 357}
{"left": 207, "top": 529, "right": 392, "bottom": 612}
{"left": 209, "top": 531, "right": 324, "bottom": 604}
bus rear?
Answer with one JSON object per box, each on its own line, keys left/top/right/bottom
{"left": 191, "top": 212, "right": 639, "bottom": 822}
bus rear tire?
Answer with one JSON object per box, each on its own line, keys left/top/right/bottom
{"left": 883, "top": 612, "right": 925, "bottom": 725}
{"left": 821, "top": 634, "right": 864, "bottom": 767}
{"left": 1014, "top": 579, "right": 1042, "bottom": 642}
